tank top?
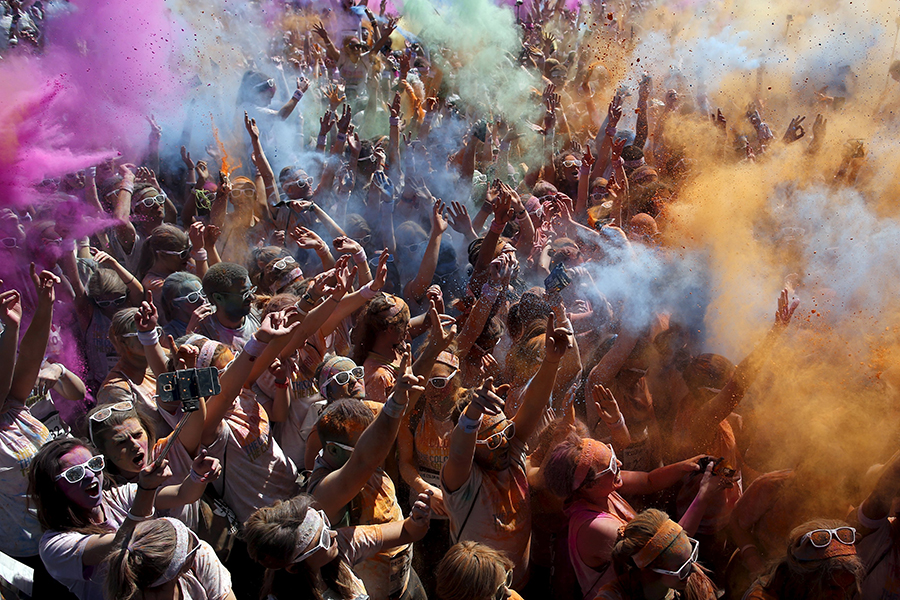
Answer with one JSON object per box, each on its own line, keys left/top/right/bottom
{"left": 565, "top": 495, "right": 636, "bottom": 600}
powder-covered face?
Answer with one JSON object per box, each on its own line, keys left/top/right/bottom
{"left": 474, "top": 414, "right": 514, "bottom": 471}
{"left": 170, "top": 278, "right": 204, "bottom": 322}
{"left": 103, "top": 418, "right": 149, "bottom": 475}
{"left": 212, "top": 276, "right": 254, "bottom": 321}
{"left": 57, "top": 446, "right": 103, "bottom": 510}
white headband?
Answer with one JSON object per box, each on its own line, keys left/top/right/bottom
{"left": 290, "top": 509, "right": 326, "bottom": 563}
{"left": 150, "top": 517, "right": 197, "bottom": 587}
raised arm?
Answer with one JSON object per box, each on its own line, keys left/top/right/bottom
{"left": 0, "top": 290, "right": 22, "bottom": 406}
{"left": 245, "top": 112, "right": 276, "bottom": 197}
{"left": 402, "top": 199, "right": 447, "bottom": 304}
{"left": 312, "top": 22, "right": 341, "bottom": 63}
{"left": 10, "top": 268, "right": 58, "bottom": 402}
{"left": 312, "top": 350, "right": 425, "bottom": 522}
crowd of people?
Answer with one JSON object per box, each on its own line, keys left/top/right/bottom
{"left": 2, "top": 0, "right": 900, "bottom": 599}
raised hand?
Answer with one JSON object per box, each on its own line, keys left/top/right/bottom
{"left": 135, "top": 167, "right": 160, "bottom": 189}
{"left": 0, "top": 289, "right": 22, "bottom": 327}
{"left": 347, "top": 131, "right": 362, "bottom": 158}
{"left": 185, "top": 303, "right": 215, "bottom": 335}
{"left": 188, "top": 221, "right": 206, "bottom": 251}
{"left": 782, "top": 115, "right": 806, "bottom": 144}
{"left": 544, "top": 312, "right": 574, "bottom": 363}
{"left": 180, "top": 146, "right": 194, "bottom": 171}
{"left": 447, "top": 201, "right": 474, "bottom": 235}
{"left": 312, "top": 21, "right": 329, "bottom": 41}
{"left": 371, "top": 249, "right": 390, "bottom": 292}
{"left": 812, "top": 113, "right": 827, "bottom": 139}
{"left": 608, "top": 95, "right": 624, "bottom": 127}
{"left": 469, "top": 377, "right": 508, "bottom": 417}
{"left": 592, "top": 384, "right": 623, "bottom": 425}
{"left": 319, "top": 110, "right": 336, "bottom": 136}
{"left": 407, "top": 490, "right": 433, "bottom": 537}
{"left": 289, "top": 226, "right": 327, "bottom": 252}
{"left": 336, "top": 104, "right": 353, "bottom": 134}
{"left": 431, "top": 199, "right": 449, "bottom": 234}
{"left": 297, "top": 76, "right": 310, "bottom": 94}
{"left": 582, "top": 145, "right": 595, "bottom": 170}
{"left": 323, "top": 83, "right": 346, "bottom": 110}
{"left": 332, "top": 236, "right": 363, "bottom": 257}
{"left": 147, "top": 115, "right": 162, "bottom": 141}
{"left": 256, "top": 309, "right": 302, "bottom": 343}
{"left": 190, "top": 449, "right": 222, "bottom": 483}
{"left": 389, "top": 92, "right": 402, "bottom": 120}
{"left": 143, "top": 456, "right": 173, "bottom": 487}
{"left": 195, "top": 160, "right": 210, "bottom": 182}
{"left": 711, "top": 108, "right": 727, "bottom": 132}
{"left": 427, "top": 298, "right": 456, "bottom": 351}
{"left": 392, "top": 347, "right": 426, "bottom": 404}
{"left": 136, "top": 290, "right": 159, "bottom": 332}
{"left": 774, "top": 288, "right": 799, "bottom": 330}
{"left": 244, "top": 111, "right": 260, "bottom": 140}
{"left": 29, "top": 264, "right": 60, "bottom": 305}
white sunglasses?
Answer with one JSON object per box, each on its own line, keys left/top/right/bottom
{"left": 650, "top": 537, "right": 699, "bottom": 580}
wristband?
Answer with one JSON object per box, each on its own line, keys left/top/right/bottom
{"left": 137, "top": 328, "right": 160, "bottom": 347}
{"left": 89, "top": 166, "right": 97, "bottom": 178}
{"left": 499, "top": 141, "right": 510, "bottom": 152}
{"left": 739, "top": 545, "right": 759, "bottom": 556}
{"left": 458, "top": 412, "right": 483, "bottom": 434}
{"left": 292, "top": 89, "right": 304, "bottom": 102}
{"left": 118, "top": 182, "right": 134, "bottom": 194}
{"left": 137, "top": 482, "right": 158, "bottom": 492}
{"left": 191, "top": 248, "right": 208, "bottom": 262}
{"left": 243, "top": 336, "right": 268, "bottom": 358}
{"left": 127, "top": 510, "right": 152, "bottom": 521}
{"left": 189, "top": 468, "right": 204, "bottom": 483}
{"left": 352, "top": 249, "right": 367, "bottom": 265}
{"left": 61, "top": 238, "right": 76, "bottom": 253}
{"left": 857, "top": 504, "right": 886, "bottom": 530}
{"left": 336, "top": 133, "right": 347, "bottom": 143}
{"left": 516, "top": 210, "right": 528, "bottom": 220}
{"left": 360, "top": 281, "right": 378, "bottom": 300}
{"left": 389, "top": 116, "right": 400, "bottom": 127}
{"left": 605, "top": 125, "right": 617, "bottom": 138}
{"left": 382, "top": 396, "right": 406, "bottom": 419}
{"left": 317, "top": 134, "right": 328, "bottom": 147}
{"left": 489, "top": 219, "right": 505, "bottom": 234}
{"left": 274, "top": 379, "right": 289, "bottom": 389}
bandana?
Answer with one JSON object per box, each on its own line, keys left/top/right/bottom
{"left": 436, "top": 351, "right": 460, "bottom": 369}
{"left": 791, "top": 534, "right": 858, "bottom": 562}
{"left": 150, "top": 517, "right": 198, "bottom": 587}
{"left": 632, "top": 520, "right": 684, "bottom": 568}
{"left": 624, "top": 157, "right": 646, "bottom": 170}
{"left": 573, "top": 438, "right": 610, "bottom": 490}
{"left": 318, "top": 356, "right": 356, "bottom": 394}
{"left": 290, "top": 509, "right": 327, "bottom": 564}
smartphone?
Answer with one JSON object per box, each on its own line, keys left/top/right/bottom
{"left": 544, "top": 262, "right": 571, "bottom": 294}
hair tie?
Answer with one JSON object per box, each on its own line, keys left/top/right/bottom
{"left": 632, "top": 520, "right": 683, "bottom": 568}
{"left": 617, "top": 525, "right": 627, "bottom": 541}
{"left": 572, "top": 438, "right": 607, "bottom": 491}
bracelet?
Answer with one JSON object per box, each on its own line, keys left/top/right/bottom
{"left": 243, "top": 336, "right": 268, "bottom": 358}
{"left": 274, "top": 378, "right": 289, "bottom": 389}
{"left": 61, "top": 238, "right": 76, "bottom": 253}
{"left": 359, "top": 281, "right": 378, "bottom": 300}
{"left": 499, "top": 141, "right": 510, "bottom": 152}
{"left": 189, "top": 468, "right": 204, "bottom": 483}
{"left": 118, "top": 182, "right": 135, "bottom": 194}
{"left": 382, "top": 396, "right": 406, "bottom": 419}
{"left": 516, "top": 210, "right": 527, "bottom": 219}
{"left": 352, "top": 249, "right": 367, "bottom": 264}
{"left": 602, "top": 414, "right": 624, "bottom": 428}
{"left": 317, "top": 134, "right": 328, "bottom": 147}
{"left": 137, "top": 482, "right": 158, "bottom": 492}
{"left": 336, "top": 133, "right": 347, "bottom": 143}
{"left": 389, "top": 116, "right": 400, "bottom": 127}
{"left": 292, "top": 89, "right": 304, "bottom": 102}
{"left": 89, "top": 167, "right": 97, "bottom": 178}
{"left": 458, "top": 412, "right": 482, "bottom": 434}
{"left": 126, "top": 510, "right": 152, "bottom": 521}
{"left": 489, "top": 219, "right": 505, "bottom": 234}
{"left": 191, "top": 248, "right": 208, "bottom": 262}
{"left": 605, "top": 125, "right": 617, "bottom": 138}
{"left": 739, "top": 545, "right": 759, "bottom": 555}
{"left": 137, "top": 328, "right": 160, "bottom": 347}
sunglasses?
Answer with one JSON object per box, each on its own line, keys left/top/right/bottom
{"left": 562, "top": 159, "right": 583, "bottom": 168}
{"left": 159, "top": 246, "right": 192, "bottom": 260}
{"left": 43, "top": 238, "right": 63, "bottom": 246}
{"left": 650, "top": 537, "right": 699, "bottom": 580}
{"left": 88, "top": 400, "right": 134, "bottom": 446}
{"left": 355, "top": 234, "right": 372, "bottom": 245}
{"left": 402, "top": 242, "right": 425, "bottom": 254}
{"left": 94, "top": 295, "right": 128, "bottom": 308}
{"left": 256, "top": 78, "right": 276, "bottom": 91}
{"left": 324, "top": 366, "right": 365, "bottom": 387}
{"left": 494, "top": 569, "right": 514, "bottom": 600}
{"left": 294, "top": 509, "right": 334, "bottom": 563}
{"left": 273, "top": 258, "right": 297, "bottom": 271}
{"left": 55, "top": 454, "right": 106, "bottom": 483}
{"left": 221, "top": 285, "right": 256, "bottom": 301}
{"left": 429, "top": 371, "right": 457, "bottom": 389}
{"left": 583, "top": 443, "right": 620, "bottom": 487}
{"left": 0, "top": 237, "right": 19, "bottom": 249}
{"left": 800, "top": 527, "right": 856, "bottom": 549}
{"left": 287, "top": 177, "right": 313, "bottom": 189}
{"left": 135, "top": 194, "right": 167, "bottom": 208}
{"left": 476, "top": 421, "right": 516, "bottom": 450}
{"left": 230, "top": 188, "right": 256, "bottom": 199}
{"left": 173, "top": 290, "right": 206, "bottom": 305}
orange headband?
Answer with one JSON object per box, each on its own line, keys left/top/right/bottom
{"left": 572, "top": 438, "right": 608, "bottom": 490}
{"left": 436, "top": 351, "right": 460, "bottom": 369}
{"left": 632, "top": 520, "right": 683, "bottom": 568}
{"left": 377, "top": 295, "right": 407, "bottom": 318}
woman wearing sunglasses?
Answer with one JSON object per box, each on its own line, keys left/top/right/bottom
{"left": 398, "top": 349, "right": 465, "bottom": 596}
{"left": 160, "top": 272, "right": 211, "bottom": 340}
{"left": 243, "top": 490, "right": 433, "bottom": 600}
{"left": 104, "top": 517, "right": 236, "bottom": 600}
{"left": 542, "top": 434, "right": 726, "bottom": 599}
{"left": 743, "top": 520, "right": 863, "bottom": 600}
{"left": 137, "top": 224, "right": 208, "bottom": 311}
{"left": 28, "top": 437, "right": 217, "bottom": 600}
{"left": 594, "top": 509, "right": 718, "bottom": 600}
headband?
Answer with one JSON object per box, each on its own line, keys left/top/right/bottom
{"left": 290, "top": 509, "right": 326, "bottom": 563}
{"left": 632, "top": 520, "right": 684, "bottom": 568}
{"left": 318, "top": 356, "right": 354, "bottom": 392}
{"left": 274, "top": 267, "right": 303, "bottom": 293}
{"left": 150, "top": 517, "right": 196, "bottom": 587}
{"left": 197, "top": 340, "right": 219, "bottom": 370}
{"left": 436, "top": 351, "right": 460, "bottom": 370}
{"left": 377, "top": 295, "right": 407, "bottom": 318}
{"left": 624, "top": 157, "right": 646, "bottom": 169}
{"left": 572, "top": 438, "right": 608, "bottom": 491}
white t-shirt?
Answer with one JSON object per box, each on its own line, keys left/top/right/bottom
{"left": 177, "top": 539, "right": 233, "bottom": 600}
{"left": 39, "top": 484, "right": 138, "bottom": 600}
{"left": 197, "top": 312, "right": 261, "bottom": 354}
{"left": 0, "top": 399, "right": 52, "bottom": 556}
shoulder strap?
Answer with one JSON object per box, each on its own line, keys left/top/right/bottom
{"left": 451, "top": 484, "right": 481, "bottom": 544}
